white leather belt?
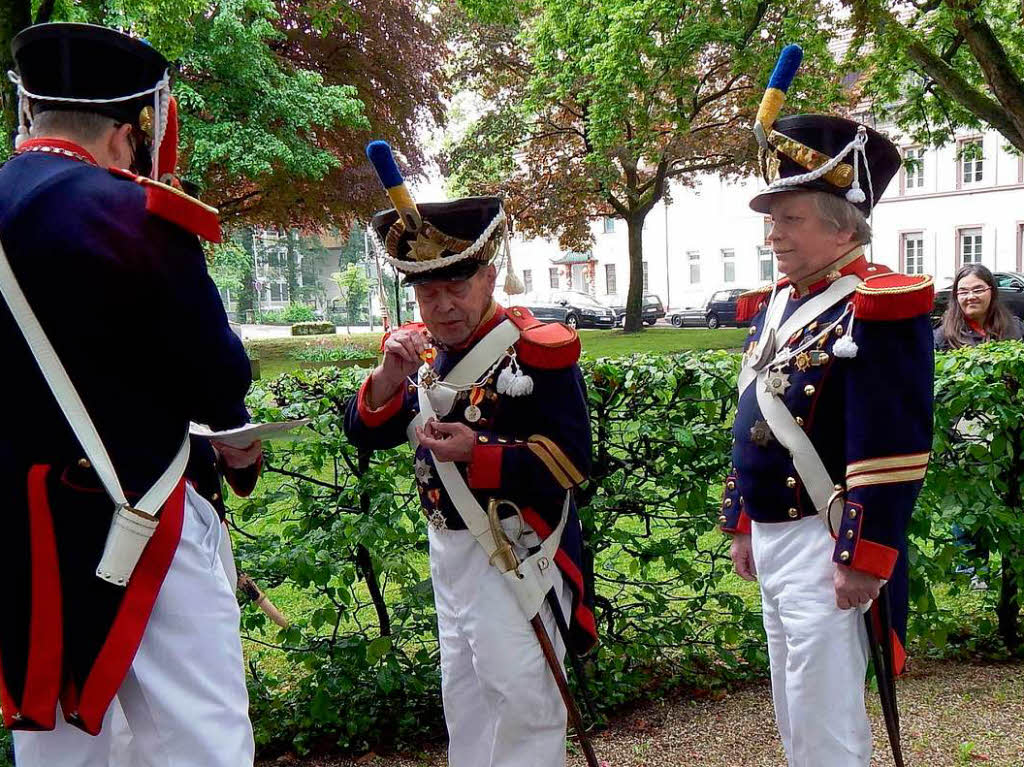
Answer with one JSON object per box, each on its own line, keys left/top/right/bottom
{"left": 0, "top": 236, "right": 188, "bottom": 586}
{"left": 738, "top": 276, "right": 860, "bottom": 532}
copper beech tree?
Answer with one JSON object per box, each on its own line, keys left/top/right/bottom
{"left": 444, "top": 0, "right": 839, "bottom": 331}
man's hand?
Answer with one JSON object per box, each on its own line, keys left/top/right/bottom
{"left": 212, "top": 439, "right": 262, "bottom": 469}
{"left": 368, "top": 326, "right": 432, "bottom": 408}
{"left": 730, "top": 533, "right": 757, "bottom": 581}
{"left": 834, "top": 565, "right": 882, "bottom": 610}
{"left": 415, "top": 418, "right": 476, "bottom": 463}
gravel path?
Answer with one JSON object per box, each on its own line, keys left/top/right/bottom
{"left": 260, "top": 658, "right": 1024, "bottom": 767}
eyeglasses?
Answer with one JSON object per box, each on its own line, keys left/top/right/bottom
{"left": 956, "top": 287, "right": 991, "bottom": 298}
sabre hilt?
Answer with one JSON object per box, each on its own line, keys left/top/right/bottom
{"left": 366, "top": 140, "right": 423, "bottom": 233}
{"left": 486, "top": 497, "right": 525, "bottom": 575}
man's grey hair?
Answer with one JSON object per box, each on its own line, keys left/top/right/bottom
{"left": 29, "top": 108, "right": 118, "bottom": 144}
{"left": 808, "top": 190, "right": 872, "bottom": 245}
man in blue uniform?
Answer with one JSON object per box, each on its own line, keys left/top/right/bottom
{"left": 719, "top": 73, "right": 934, "bottom": 766}
{"left": 344, "top": 187, "right": 597, "bottom": 766}
{"left": 0, "top": 23, "right": 259, "bottom": 766}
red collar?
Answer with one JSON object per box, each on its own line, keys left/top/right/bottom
{"left": 791, "top": 246, "right": 867, "bottom": 298}
{"left": 15, "top": 138, "right": 98, "bottom": 166}
{"left": 454, "top": 302, "right": 506, "bottom": 350}
{"left": 966, "top": 318, "right": 987, "bottom": 336}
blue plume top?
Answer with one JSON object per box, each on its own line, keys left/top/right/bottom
{"left": 366, "top": 140, "right": 404, "bottom": 189}
{"left": 766, "top": 45, "right": 803, "bottom": 92}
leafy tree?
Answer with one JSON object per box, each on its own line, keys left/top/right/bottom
{"left": 331, "top": 262, "right": 371, "bottom": 330}
{"left": 2, "top": 0, "right": 448, "bottom": 230}
{"left": 444, "top": 0, "right": 839, "bottom": 331}
{"left": 845, "top": 0, "right": 1024, "bottom": 154}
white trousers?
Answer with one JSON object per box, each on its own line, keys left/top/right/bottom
{"left": 429, "top": 525, "right": 572, "bottom": 767}
{"left": 752, "top": 516, "right": 872, "bottom": 767}
{"left": 14, "top": 485, "right": 255, "bottom": 767}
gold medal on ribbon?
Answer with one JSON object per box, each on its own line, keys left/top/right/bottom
{"left": 464, "top": 386, "right": 485, "bottom": 423}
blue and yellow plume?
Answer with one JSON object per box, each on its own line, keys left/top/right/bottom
{"left": 755, "top": 44, "right": 803, "bottom": 134}
{"left": 366, "top": 140, "right": 423, "bottom": 233}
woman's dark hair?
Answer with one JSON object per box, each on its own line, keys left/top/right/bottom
{"left": 940, "top": 264, "right": 1014, "bottom": 348}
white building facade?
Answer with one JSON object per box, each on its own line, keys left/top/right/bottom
{"left": 500, "top": 125, "right": 1024, "bottom": 314}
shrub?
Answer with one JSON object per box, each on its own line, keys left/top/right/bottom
{"left": 290, "top": 340, "right": 376, "bottom": 362}
{"left": 291, "top": 321, "right": 336, "bottom": 337}
{"left": 233, "top": 346, "right": 1024, "bottom": 756}
{"left": 261, "top": 304, "right": 318, "bottom": 325}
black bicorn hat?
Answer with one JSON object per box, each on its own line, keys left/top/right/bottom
{"left": 10, "top": 23, "right": 170, "bottom": 129}
{"left": 371, "top": 196, "right": 507, "bottom": 286}
{"left": 750, "top": 114, "right": 901, "bottom": 215}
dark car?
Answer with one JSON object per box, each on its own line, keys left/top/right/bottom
{"left": 703, "top": 288, "right": 750, "bottom": 329}
{"left": 517, "top": 290, "right": 617, "bottom": 329}
{"left": 610, "top": 293, "right": 667, "bottom": 326}
{"left": 933, "top": 271, "right": 1024, "bottom": 321}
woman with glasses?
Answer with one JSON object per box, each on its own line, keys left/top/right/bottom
{"left": 934, "top": 264, "right": 1024, "bottom": 350}
{"left": 934, "top": 263, "right": 1022, "bottom": 589}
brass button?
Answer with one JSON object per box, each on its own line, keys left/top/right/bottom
{"left": 804, "top": 385, "right": 815, "bottom": 397}
{"left": 835, "top": 325, "right": 845, "bottom": 337}
{"left": 718, "top": 515, "right": 728, "bottom": 524}
{"left": 786, "top": 477, "right": 797, "bottom": 488}
{"left": 724, "top": 498, "right": 733, "bottom": 508}
{"left": 478, "top": 436, "right": 489, "bottom": 444}
{"left": 77, "top": 458, "right": 91, "bottom": 469}
{"left": 748, "top": 325, "right": 757, "bottom": 335}
{"left": 512, "top": 308, "right": 523, "bottom": 317}
{"left": 211, "top": 492, "right": 221, "bottom": 502}
{"left": 795, "top": 416, "right": 805, "bottom": 427}
{"left": 726, "top": 480, "right": 736, "bottom": 490}
{"left": 846, "top": 529, "right": 855, "bottom": 539}
{"left": 498, "top": 437, "right": 508, "bottom": 443}
{"left": 787, "top": 508, "right": 799, "bottom": 519}
{"left": 839, "top": 550, "right": 851, "bottom": 562}
{"left": 848, "top": 509, "right": 858, "bottom": 519}
{"left": 834, "top": 484, "right": 843, "bottom": 491}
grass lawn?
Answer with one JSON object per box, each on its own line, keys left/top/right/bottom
{"left": 247, "top": 327, "right": 748, "bottom": 379}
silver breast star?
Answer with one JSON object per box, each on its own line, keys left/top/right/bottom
{"left": 764, "top": 369, "right": 791, "bottom": 397}
{"left": 415, "top": 458, "right": 433, "bottom": 485}
{"left": 427, "top": 507, "right": 448, "bottom": 532}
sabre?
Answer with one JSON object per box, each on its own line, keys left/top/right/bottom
{"left": 487, "top": 498, "right": 602, "bottom": 767}
{"left": 864, "top": 585, "right": 904, "bottom": 767}
{"left": 238, "top": 573, "right": 291, "bottom": 629}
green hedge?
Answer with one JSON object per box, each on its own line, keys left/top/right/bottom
{"left": 290, "top": 321, "right": 336, "bottom": 337}
{"left": 232, "top": 344, "right": 1024, "bottom": 756}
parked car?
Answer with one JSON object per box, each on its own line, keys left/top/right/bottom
{"left": 668, "top": 307, "right": 706, "bottom": 327}
{"left": 516, "top": 290, "right": 617, "bottom": 329}
{"left": 610, "top": 293, "right": 667, "bottom": 326}
{"left": 704, "top": 288, "right": 751, "bottom": 328}
{"left": 933, "top": 271, "right": 1024, "bottom": 321}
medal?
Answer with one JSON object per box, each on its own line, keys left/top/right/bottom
{"left": 750, "top": 420, "right": 775, "bottom": 447}
{"left": 795, "top": 352, "right": 811, "bottom": 372}
{"left": 414, "top": 457, "right": 433, "bottom": 485}
{"left": 420, "top": 346, "right": 437, "bottom": 365}
{"left": 464, "top": 386, "right": 485, "bottom": 423}
{"left": 764, "top": 369, "right": 791, "bottom": 397}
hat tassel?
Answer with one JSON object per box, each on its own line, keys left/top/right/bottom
{"left": 845, "top": 127, "right": 869, "bottom": 205}
{"left": 501, "top": 222, "right": 525, "bottom": 295}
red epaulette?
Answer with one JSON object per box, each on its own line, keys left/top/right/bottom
{"left": 736, "top": 279, "right": 789, "bottom": 323}
{"left": 506, "top": 306, "right": 581, "bottom": 369}
{"left": 380, "top": 321, "right": 427, "bottom": 352}
{"left": 852, "top": 273, "right": 935, "bottom": 321}
{"left": 108, "top": 167, "right": 221, "bottom": 243}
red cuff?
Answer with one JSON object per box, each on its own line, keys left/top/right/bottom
{"left": 848, "top": 538, "right": 899, "bottom": 580}
{"left": 357, "top": 375, "right": 404, "bottom": 427}
{"left": 722, "top": 510, "right": 751, "bottom": 535}
{"left": 468, "top": 444, "right": 503, "bottom": 489}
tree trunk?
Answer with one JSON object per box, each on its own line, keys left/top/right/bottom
{"left": 622, "top": 213, "right": 646, "bottom": 333}
{"left": 997, "top": 554, "right": 1019, "bottom": 652}
{"left": 357, "top": 448, "right": 392, "bottom": 637}
{"left": 237, "top": 227, "right": 257, "bottom": 322}
{"left": 0, "top": 1, "right": 32, "bottom": 162}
